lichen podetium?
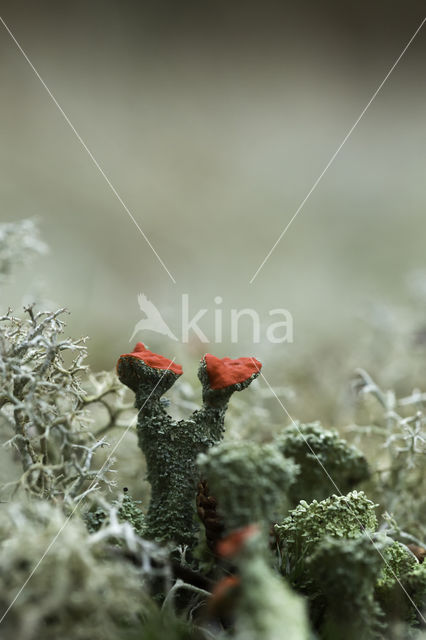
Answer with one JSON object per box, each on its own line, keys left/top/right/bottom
{"left": 117, "top": 343, "right": 262, "bottom": 547}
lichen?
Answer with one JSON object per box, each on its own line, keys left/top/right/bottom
{"left": 275, "top": 490, "right": 378, "bottom": 588}
{"left": 197, "top": 440, "right": 298, "bottom": 534}
{"left": 216, "top": 525, "right": 310, "bottom": 640}
{"left": 116, "top": 346, "right": 262, "bottom": 547}
{"left": 376, "top": 542, "right": 426, "bottom": 630}
{"left": 308, "top": 535, "right": 385, "bottom": 640}
{"left": 275, "top": 421, "right": 370, "bottom": 504}
{"left": 0, "top": 500, "right": 156, "bottom": 640}
{"left": 0, "top": 308, "right": 119, "bottom": 506}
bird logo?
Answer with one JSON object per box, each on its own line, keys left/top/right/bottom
{"left": 129, "top": 293, "right": 178, "bottom": 342}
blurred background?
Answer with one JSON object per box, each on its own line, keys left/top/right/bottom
{"left": 1, "top": 0, "right": 426, "bottom": 423}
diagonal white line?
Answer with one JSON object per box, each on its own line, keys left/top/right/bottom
{"left": 249, "top": 16, "right": 426, "bottom": 284}
{"left": 255, "top": 364, "right": 426, "bottom": 624}
{"left": 0, "top": 359, "right": 177, "bottom": 625}
{"left": 0, "top": 15, "right": 176, "bottom": 284}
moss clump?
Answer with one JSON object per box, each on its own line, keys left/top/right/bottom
{"left": 198, "top": 440, "right": 299, "bottom": 534}
{"left": 275, "top": 421, "right": 370, "bottom": 504}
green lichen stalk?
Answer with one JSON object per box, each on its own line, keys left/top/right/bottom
{"left": 117, "top": 346, "right": 261, "bottom": 547}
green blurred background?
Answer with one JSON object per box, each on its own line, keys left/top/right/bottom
{"left": 1, "top": 0, "right": 426, "bottom": 404}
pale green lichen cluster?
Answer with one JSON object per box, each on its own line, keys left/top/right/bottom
{"left": 197, "top": 440, "right": 299, "bottom": 533}
{"left": 84, "top": 490, "right": 146, "bottom": 536}
{"left": 376, "top": 541, "right": 426, "bottom": 631}
{"left": 274, "top": 421, "right": 370, "bottom": 504}
{"left": 308, "top": 535, "right": 385, "bottom": 640}
{"left": 275, "top": 490, "right": 426, "bottom": 638}
{"left": 275, "top": 490, "right": 380, "bottom": 607}
{"left": 275, "top": 490, "right": 378, "bottom": 561}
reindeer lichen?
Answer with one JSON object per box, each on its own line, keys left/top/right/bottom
{"left": 0, "top": 308, "right": 119, "bottom": 506}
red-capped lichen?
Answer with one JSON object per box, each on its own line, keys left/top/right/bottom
{"left": 117, "top": 342, "right": 183, "bottom": 375}
{"left": 204, "top": 354, "right": 262, "bottom": 390}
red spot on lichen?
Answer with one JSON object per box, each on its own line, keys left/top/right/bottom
{"left": 204, "top": 354, "right": 262, "bottom": 390}
{"left": 211, "top": 575, "right": 240, "bottom": 601}
{"left": 117, "top": 342, "right": 183, "bottom": 375}
{"left": 216, "top": 524, "right": 260, "bottom": 557}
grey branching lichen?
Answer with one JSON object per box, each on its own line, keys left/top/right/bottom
{"left": 275, "top": 421, "right": 370, "bottom": 504}
{"left": 0, "top": 308, "right": 118, "bottom": 506}
{"left": 116, "top": 344, "right": 262, "bottom": 547}
{"left": 351, "top": 369, "right": 426, "bottom": 539}
{"left": 197, "top": 440, "right": 299, "bottom": 534}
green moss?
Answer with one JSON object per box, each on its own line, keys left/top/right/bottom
{"left": 83, "top": 506, "right": 108, "bottom": 533}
